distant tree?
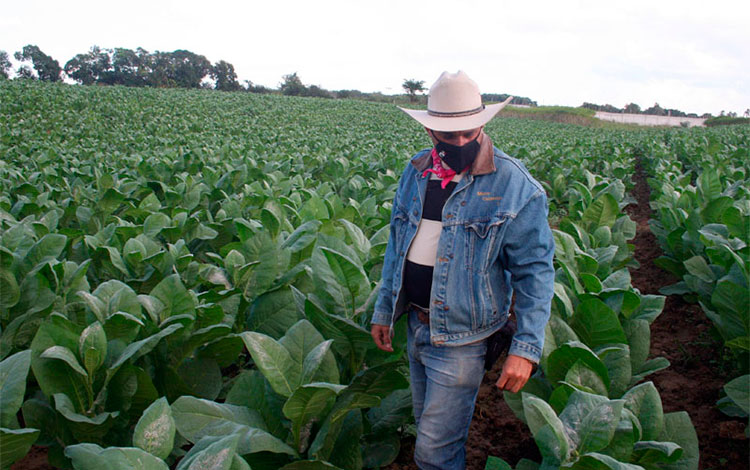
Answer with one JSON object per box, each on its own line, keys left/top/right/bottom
{"left": 644, "top": 103, "right": 666, "bottom": 116}
{"left": 64, "top": 46, "right": 113, "bottom": 85}
{"left": 169, "top": 50, "right": 211, "bottom": 88}
{"left": 211, "top": 60, "right": 241, "bottom": 91}
{"left": 111, "top": 47, "right": 150, "bottom": 87}
{"left": 720, "top": 110, "right": 725, "bottom": 117}
{"left": 744, "top": 109, "right": 750, "bottom": 118}
{"left": 727, "top": 111, "right": 737, "bottom": 118}
{"left": 14, "top": 45, "right": 62, "bottom": 81}
{"left": 16, "top": 65, "right": 35, "bottom": 79}
{"left": 402, "top": 79, "right": 425, "bottom": 102}
{"left": 0, "top": 51, "right": 10, "bottom": 79}
{"left": 280, "top": 72, "right": 306, "bottom": 96}
{"left": 304, "top": 84, "right": 333, "bottom": 98}
{"left": 624, "top": 103, "right": 641, "bottom": 114}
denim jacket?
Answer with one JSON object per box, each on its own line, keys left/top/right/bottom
{"left": 371, "top": 141, "right": 555, "bottom": 364}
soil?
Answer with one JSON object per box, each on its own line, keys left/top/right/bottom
{"left": 11, "top": 161, "right": 749, "bottom": 469}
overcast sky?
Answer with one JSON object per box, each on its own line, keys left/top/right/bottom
{"left": 2, "top": 0, "right": 748, "bottom": 115}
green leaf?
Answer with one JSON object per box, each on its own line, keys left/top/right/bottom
{"left": 176, "top": 434, "right": 241, "bottom": 470}
{"left": 632, "top": 440, "right": 683, "bottom": 465}
{"left": 570, "top": 299, "right": 627, "bottom": 348}
{"left": 568, "top": 452, "right": 644, "bottom": 469}
{"left": 79, "top": 322, "right": 107, "bottom": 377}
{"left": 177, "top": 357, "right": 223, "bottom": 400}
{"left": 226, "top": 370, "right": 286, "bottom": 438}
{"left": 546, "top": 341, "right": 610, "bottom": 390}
{"left": 109, "top": 324, "right": 182, "bottom": 375}
{"left": 0, "top": 350, "right": 31, "bottom": 428}
{"left": 597, "top": 344, "right": 631, "bottom": 399}
{"left": 64, "top": 443, "right": 169, "bottom": 470}
{"left": 240, "top": 331, "right": 297, "bottom": 397}
{"left": 724, "top": 374, "right": 750, "bottom": 415}
{"left": 684, "top": 257, "right": 717, "bottom": 285}
{"left": 563, "top": 360, "right": 609, "bottom": 396}
{"left": 281, "top": 220, "right": 322, "bottom": 252}
{"left": 246, "top": 286, "right": 303, "bottom": 339}
{"left": 0, "top": 427, "right": 41, "bottom": 470}
{"left": 278, "top": 461, "right": 343, "bottom": 470}
{"left": 319, "top": 247, "right": 370, "bottom": 316}
{"left": 656, "top": 412, "right": 699, "bottom": 470}
{"left": 143, "top": 213, "right": 171, "bottom": 237}
{"left": 53, "top": 393, "right": 119, "bottom": 442}
{"left": 484, "top": 456, "right": 513, "bottom": 470}
{"left": 283, "top": 383, "right": 343, "bottom": 452}
{"left": 301, "top": 340, "right": 338, "bottom": 385}
{"left": 582, "top": 194, "right": 619, "bottom": 229}
{"left": 16, "top": 233, "right": 67, "bottom": 279}
{"left": 559, "top": 391, "right": 624, "bottom": 454}
{"left": 0, "top": 269, "right": 19, "bottom": 310}
{"left": 149, "top": 274, "right": 195, "bottom": 322}
{"left": 171, "top": 396, "right": 265, "bottom": 442}
{"left": 40, "top": 345, "right": 87, "bottom": 377}
{"left": 366, "top": 388, "right": 413, "bottom": 436}
{"left": 522, "top": 393, "right": 569, "bottom": 465}
{"left": 133, "top": 397, "right": 176, "bottom": 460}
{"left": 622, "top": 382, "right": 664, "bottom": 441}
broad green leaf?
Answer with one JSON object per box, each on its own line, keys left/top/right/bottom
{"left": 0, "top": 350, "right": 31, "bottom": 428}
{"left": 283, "top": 383, "right": 346, "bottom": 452}
{"left": 40, "top": 345, "right": 87, "bottom": 377}
{"left": 683, "top": 256, "right": 715, "bottom": 283}
{"left": 0, "top": 269, "right": 19, "bottom": 310}
{"left": 570, "top": 299, "right": 627, "bottom": 348}
{"left": 656, "top": 412, "right": 699, "bottom": 470}
{"left": 582, "top": 194, "right": 619, "bottom": 229}
{"left": 563, "top": 360, "right": 608, "bottom": 396}
{"left": 559, "top": 391, "right": 624, "bottom": 454}
{"left": 143, "top": 213, "right": 171, "bottom": 237}
{"left": 522, "top": 393, "right": 569, "bottom": 465}
{"left": 79, "top": 321, "right": 107, "bottom": 377}
{"left": 281, "top": 220, "right": 322, "bottom": 252}
{"left": 279, "top": 461, "right": 343, "bottom": 470}
{"left": 484, "top": 456, "right": 513, "bottom": 470}
{"left": 328, "top": 409, "right": 363, "bottom": 470}
{"left": 568, "top": 452, "right": 644, "bottom": 470}
{"left": 176, "top": 434, "right": 241, "bottom": 470}
{"left": 622, "top": 382, "right": 664, "bottom": 440}
{"left": 171, "top": 396, "right": 265, "bottom": 442}
{"left": 301, "top": 340, "right": 338, "bottom": 385}
{"left": 0, "top": 427, "right": 41, "bottom": 470}
{"left": 64, "top": 442, "right": 169, "bottom": 470}
{"left": 319, "top": 247, "right": 370, "bottom": 316}
{"left": 16, "top": 233, "right": 67, "bottom": 280}
{"left": 546, "top": 341, "right": 610, "bottom": 390}
{"left": 724, "top": 374, "right": 750, "bottom": 415}
{"left": 53, "top": 393, "right": 119, "bottom": 442}
{"left": 632, "top": 441, "right": 683, "bottom": 465}
{"left": 240, "top": 331, "right": 297, "bottom": 397}
{"left": 149, "top": 274, "right": 195, "bottom": 322}
{"left": 110, "top": 324, "right": 183, "bottom": 370}
{"left": 133, "top": 397, "right": 175, "bottom": 459}
{"left": 246, "top": 286, "right": 303, "bottom": 339}
{"left": 226, "top": 370, "right": 286, "bottom": 438}
{"left": 366, "top": 388, "right": 413, "bottom": 436}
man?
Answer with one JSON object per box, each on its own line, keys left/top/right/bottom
{"left": 370, "top": 71, "right": 555, "bottom": 470}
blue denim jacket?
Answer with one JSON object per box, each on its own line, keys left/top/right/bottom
{"left": 371, "top": 143, "right": 555, "bottom": 363}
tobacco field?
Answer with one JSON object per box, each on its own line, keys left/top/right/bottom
{"left": 0, "top": 80, "right": 748, "bottom": 470}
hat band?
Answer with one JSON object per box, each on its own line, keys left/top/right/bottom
{"left": 427, "top": 104, "right": 485, "bottom": 118}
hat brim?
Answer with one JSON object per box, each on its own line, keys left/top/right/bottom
{"left": 398, "top": 96, "right": 513, "bottom": 132}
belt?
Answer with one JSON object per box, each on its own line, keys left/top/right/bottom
{"left": 408, "top": 303, "right": 430, "bottom": 325}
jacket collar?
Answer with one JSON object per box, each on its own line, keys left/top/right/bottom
{"left": 410, "top": 131, "right": 496, "bottom": 176}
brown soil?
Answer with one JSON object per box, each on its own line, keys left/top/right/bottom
{"left": 12, "top": 162, "right": 749, "bottom": 470}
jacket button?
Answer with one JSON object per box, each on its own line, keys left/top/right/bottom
{"left": 461, "top": 201, "right": 467, "bottom": 206}
{"left": 444, "top": 306, "right": 450, "bottom": 311}
{"left": 434, "top": 300, "right": 443, "bottom": 305}
{"left": 446, "top": 214, "right": 454, "bottom": 219}
{"left": 413, "top": 210, "right": 418, "bottom": 216}
{"left": 412, "top": 197, "right": 416, "bottom": 201}
{"left": 400, "top": 251, "right": 404, "bottom": 256}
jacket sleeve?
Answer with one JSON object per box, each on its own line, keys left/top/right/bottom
{"left": 499, "top": 190, "right": 555, "bottom": 363}
{"left": 370, "top": 168, "right": 409, "bottom": 327}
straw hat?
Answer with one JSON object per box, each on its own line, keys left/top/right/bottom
{"left": 399, "top": 71, "right": 512, "bottom": 132}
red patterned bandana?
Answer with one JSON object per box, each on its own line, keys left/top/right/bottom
{"left": 422, "top": 148, "right": 457, "bottom": 189}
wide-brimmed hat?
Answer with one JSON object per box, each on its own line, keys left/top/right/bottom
{"left": 399, "top": 70, "right": 512, "bottom": 132}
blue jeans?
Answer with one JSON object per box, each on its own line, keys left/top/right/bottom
{"left": 407, "top": 310, "right": 488, "bottom": 470}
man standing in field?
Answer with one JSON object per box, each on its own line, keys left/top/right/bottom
{"left": 370, "top": 71, "right": 555, "bottom": 470}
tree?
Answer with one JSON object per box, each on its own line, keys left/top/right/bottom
{"left": 624, "top": 103, "right": 641, "bottom": 114}
{"left": 280, "top": 72, "right": 306, "bottom": 96}
{"left": 211, "top": 60, "right": 241, "bottom": 91}
{"left": 14, "top": 45, "right": 62, "bottom": 81}
{"left": 644, "top": 103, "right": 666, "bottom": 116}
{"left": 0, "top": 51, "right": 11, "bottom": 79}
{"left": 402, "top": 79, "right": 425, "bottom": 102}
{"left": 744, "top": 109, "right": 750, "bottom": 118}
{"left": 111, "top": 47, "right": 150, "bottom": 87}
{"left": 64, "top": 46, "right": 113, "bottom": 85}
{"left": 169, "top": 50, "right": 211, "bottom": 88}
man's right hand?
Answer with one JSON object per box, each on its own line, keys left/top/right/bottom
{"left": 371, "top": 324, "right": 393, "bottom": 352}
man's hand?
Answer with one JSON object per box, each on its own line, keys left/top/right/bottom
{"left": 496, "top": 354, "right": 534, "bottom": 393}
{"left": 371, "top": 324, "right": 393, "bottom": 352}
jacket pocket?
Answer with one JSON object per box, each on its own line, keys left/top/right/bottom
{"left": 464, "top": 216, "right": 508, "bottom": 273}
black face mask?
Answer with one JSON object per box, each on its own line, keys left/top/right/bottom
{"left": 435, "top": 136, "right": 481, "bottom": 173}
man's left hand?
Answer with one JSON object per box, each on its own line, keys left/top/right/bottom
{"left": 496, "top": 354, "right": 535, "bottom": 393}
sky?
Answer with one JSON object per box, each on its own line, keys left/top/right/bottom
{"left": 2, "top": 0, "right": 748, "bottom": 116}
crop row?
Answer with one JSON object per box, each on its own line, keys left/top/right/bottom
{"left": 1, "top": 81, "right": 740, "bottom": 469}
